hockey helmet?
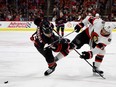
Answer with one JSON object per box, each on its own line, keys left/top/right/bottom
{"left": 95, "top": 13, "right": 99, "bottom": 17}
{"left": 103, "top": 22, "right": 115, "bottom": 33}
{"left": 34, "top": 17, "right": 41, "bottom": 26}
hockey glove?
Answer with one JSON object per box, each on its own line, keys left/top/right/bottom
{"left": 80, "top": 51, "right": 93, "bottom": 59}
{"left": 74, "top": 23, "right": 84, "bottom": 32}
{"left": 59, "top": 38, "right": 70, "bottom": 44}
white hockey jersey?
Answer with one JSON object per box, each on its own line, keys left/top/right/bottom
{"left": 82, "top": 16, "right": 112, "bottom": 55}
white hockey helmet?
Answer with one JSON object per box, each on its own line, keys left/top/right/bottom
{"left": 95, "top": 13, "right": 99, "bottom": 17}
{"left": 103, "top": 22, "right": 115, "bottom": 33}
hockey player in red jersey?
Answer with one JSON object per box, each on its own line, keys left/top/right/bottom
{"left": 30, "top": 18, "right": 73, "bottom": 76}
{"left": 71, "top": 15, "right": 115, "bottom": 75}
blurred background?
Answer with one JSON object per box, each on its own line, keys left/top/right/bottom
{"left": 0, "top": 0, "right": 116, "bottom": 21}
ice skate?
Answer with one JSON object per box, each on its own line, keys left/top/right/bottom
{"left": 44, "top": 63, "right": 57, "bottom": 76}
{"left": 93, "top": 62, "right": 104, "bottom": 76}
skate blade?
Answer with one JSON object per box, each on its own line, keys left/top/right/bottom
{"left": 93, "top": 72, "right": 104, "bottom": 76}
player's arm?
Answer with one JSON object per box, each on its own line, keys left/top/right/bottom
{"left": 30, "top": 31, "right": 37, "bottom": 41}
{"left": 74, "top": 16, "right": 93, "bottom": 32}
{"left": 82, "top": 16, "right": 95, "bottom": 25}
{"left": 74, "top": 22, "right": 84, "bottom": 32}
{"left": 48, "top": 38, "right": 70, "bottom": 52}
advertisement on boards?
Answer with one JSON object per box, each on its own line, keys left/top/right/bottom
{"left": 0, "top": 21, "right": 116, "bottom": 32}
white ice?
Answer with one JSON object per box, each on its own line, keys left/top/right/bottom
{"left": 0, "top": 31, "right": 116, "bottom": 87}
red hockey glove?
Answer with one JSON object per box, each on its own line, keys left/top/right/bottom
{"left": 80, "top": 51, "right": 93, "bottom": 59}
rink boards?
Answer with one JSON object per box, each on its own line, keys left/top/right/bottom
{"left": 0, "top": 27, "right": 116, "bottom": 32}
{"left": 0, "top": 21, "right": 116, "bottom": 32}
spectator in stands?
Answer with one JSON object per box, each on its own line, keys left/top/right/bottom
{"left": 0, "top": 0, "right": 115, "bottom": 21}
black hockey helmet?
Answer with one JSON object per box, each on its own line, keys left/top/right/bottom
{"left": 41, "top": 20, "right": 53, "bottom": 34}
{"left": 34, "top": 17, "right": 41, "bottom": 26}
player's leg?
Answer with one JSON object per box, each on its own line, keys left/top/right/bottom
{"left": 93, "top": 50, "right": 105, "bottom": 75}
{"left": 44, "top": 47, "right": 57, "bottom": 76}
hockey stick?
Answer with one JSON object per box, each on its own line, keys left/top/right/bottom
{"left": 47, "top": 29, "right": 75, "bottom": 46}
{"left": 74, "top": 49, "right": 106, "bottom": 79}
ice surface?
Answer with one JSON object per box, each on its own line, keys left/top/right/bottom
{"left": 0, "top": 31, "right": 116, "bottom": 87}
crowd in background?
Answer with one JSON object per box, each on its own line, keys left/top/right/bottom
{"left": 0, "top": 0, "right": 116, "bottom": 21}
{"left": 53, "top": 0, "right": 116, "bottom": 21}
{"left": 0, "top": 0, "right": 44, "bottom": 21}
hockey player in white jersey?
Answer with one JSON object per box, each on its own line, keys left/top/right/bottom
{"left": 71, "top": 16, "right": 115, "bottom": 75}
